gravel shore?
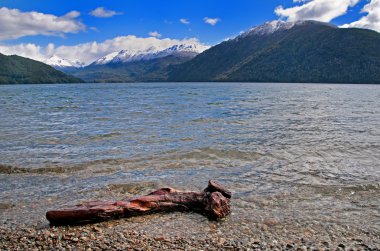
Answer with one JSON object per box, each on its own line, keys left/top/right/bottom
{"left": 1, "top": 217, "right": 379, "bottom": 250}
{"left": 1, "top": 180, "right": 379, "bottom": 250}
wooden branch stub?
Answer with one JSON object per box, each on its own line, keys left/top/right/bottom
{"left": 205, "top": 180, "right": 232, "bottom": 199}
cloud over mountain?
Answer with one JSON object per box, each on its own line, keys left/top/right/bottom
{"left": 0, "top": 7, "right": 85, "bottom": 40}
{"left": 0, "top": 43, "right": 45, "bottom": 61}
{"left": 275, "top": 0, "right": 359, "bottom": 22}
{"left": 0, "top": 36, "right": 209, "bottom": 65}
{"left": 275, "top": 0, "right": 380, "bottom": 32}
{"left": 341, "top": 0, "right": 380, "bottom": 32}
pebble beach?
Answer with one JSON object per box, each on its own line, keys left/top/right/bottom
{"left": 1, "top": 209, "right": 379, "bottom": 250}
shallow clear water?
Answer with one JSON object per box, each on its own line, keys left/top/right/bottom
{"left": 0, "top": 83, "right": 379, "bottom": 235}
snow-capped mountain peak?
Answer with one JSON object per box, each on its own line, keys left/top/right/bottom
{"left": 162, "top": 43, "right": 209, "bottom": 53}
{"left": 44, "top": 55, "right": 85, "bottom": 68}
{"left": 93, "top": 52, "right": 119, "bottom": 65}
{"left": 92, "top": 43, "right": 210, "bottom": 65}
{"left": 154, "top": 43, "right": 210, "bottom": 58}
{"left": 248, "top": 20, "right": 296, "bottom": 36}
{"left": 239, "top": 20, "right": 337, "bottom": 38}
{"left": 112, "top": 47, "right": 160, "bottom": 63}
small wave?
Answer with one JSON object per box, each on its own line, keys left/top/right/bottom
{"left": 0, "top": 148, "right": 265, "bottom": 175}
{"left": 339, "top": 183, "right": 380, "bottom": 192}
{"left": 51, "top": 106, "right": 79, "bottom": 110}
{"left": 345, "top": 183, "right": 380, "bottom": 191}
{"left": 0, "top": 164, "right": 85, "bottom": 174}
{"left": 190, "top": 118, "right": 220, "bottom": 123}
{"left": 206, "top": 102, "right": 223, "bottom": 106}
{"left": 307, "top": 183, "right": 380, "bottom": 196}
{"left": 93, "top": 117, "right": 111, "bottom": 121}
{"left": 188, "top": 147, "right": 264, "bottom": 161}
{"left": 89, "top": 132, "right": 123, "bottom": 140}
{"left": 0, "top": 158, "right": 152, "bottom": 175}
{"left": 106, "top": 181, "right": 160, "bottom": 196}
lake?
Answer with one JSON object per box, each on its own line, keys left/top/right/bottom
{"left": 0, "top": 83, "right": 379, "bottom": 240}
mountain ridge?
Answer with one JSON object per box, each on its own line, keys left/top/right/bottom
{"left": 92, "top": 43, "right": 209, "bottom": 66}
{"left": 238, "top": 20, "right": 337, "bottom": 38}
{"left": 168, "top": 20, "right": 380, "bottom": 84}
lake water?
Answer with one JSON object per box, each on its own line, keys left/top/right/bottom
{"left": 0, "top": 83, "right": 379, "bottom": 238}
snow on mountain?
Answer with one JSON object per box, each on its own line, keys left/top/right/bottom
{"left": 92, "top": 52, "right": 119, "bottom": 65}
{"left": 110, "top": 46, "right": 161, "bottom": 64}
{"left": 239, "top": 20, "right": 337, "bottom": 38}
{"left": 248, "top": 20, "right": 296, "bottom": 36}
{"left": 70, "top": 59, "right": 86, "bottom": 68}
{"left": 155, "top": 43, "right": 209, "bottom": 58}
{"left": 92, "top": 43, "right": 209, "bottom": 65}
{"left": 44, "top": 55, "right": 85, "bottom": 68}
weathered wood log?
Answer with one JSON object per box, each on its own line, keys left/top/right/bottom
{"left": 46, "top": 180, "right": 231, "bottom": 225}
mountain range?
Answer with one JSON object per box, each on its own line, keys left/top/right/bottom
{"left": 60, "top": 43, "right": 209, "bottom": 83}
{"left": 1, "top": 20, "right": 380, "bottom": 84}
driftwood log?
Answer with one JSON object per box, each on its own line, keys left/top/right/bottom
{"left": 46, "top": 180, "right": 231, "bottom": 225}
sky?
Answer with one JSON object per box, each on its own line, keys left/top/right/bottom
{"left": 0, "top": 0, "right": 379, "bottom": 65}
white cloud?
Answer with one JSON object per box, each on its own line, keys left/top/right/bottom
{"left": 180, "top": 18, "right": 190, "bottom": 24}
{"left": 63, "top": 10, "right": 81, "bottom": 19}
{"left": 148, "top": 31, "right": 162, "bottom": 38}
{"left": 45, "top": 43, "right": 55, "bottom": 57}
{"left": 341, "top": 0, "right": 380, "bottom": 32}
{"left": 275, "top": 0, "right": 360, "bottom": 22}
{"left": 0, "top": 7, "right": 85, "bottom": 40}
{"left": 90, "top": 7, "right": 122, "bottom": 18}
{"left": 204, "top": 17, "right": 221, "bottom": 26}
{"left": 0, "top": 43, "right": 45, "bottom": 61}
{"left": 0, "top": 36, "right": 209, "bottom": 65}
{"left": 90, "top": 27, "right": 99, "bottom": 32}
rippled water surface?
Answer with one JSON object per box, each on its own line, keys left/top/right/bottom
{"left": 0, "top": 83, "right": 379, "bottom": 236}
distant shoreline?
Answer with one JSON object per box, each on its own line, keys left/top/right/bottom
{"left": 1, "top": 81, "right": 380, "bottom": 85}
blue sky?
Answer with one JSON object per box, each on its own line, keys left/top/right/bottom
{"left": 0, "top": 0, "right": 378, "bottom": 64}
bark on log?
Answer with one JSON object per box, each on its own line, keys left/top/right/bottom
{"left": 46, "top": 180, "right": 231, "bottom": 225}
